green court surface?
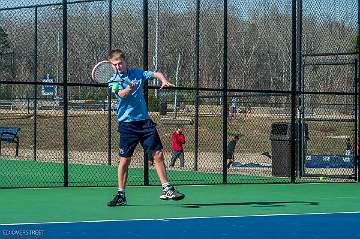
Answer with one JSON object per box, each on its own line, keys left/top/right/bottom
{"left": 0, "top": 183, "right": 359, "bottom": 224}
{"left": 0, "top": 159, "right": 292, "bottom": 188}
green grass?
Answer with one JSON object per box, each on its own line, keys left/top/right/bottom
{"left": 0, "top": 159, "right": 295, "bottom": 188}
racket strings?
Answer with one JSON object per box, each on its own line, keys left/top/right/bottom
{"left": 94, "top": 63, "right": 115, "bottom": 83}
{"left": 92, "top": 61, "right": 130, "bottom": 86}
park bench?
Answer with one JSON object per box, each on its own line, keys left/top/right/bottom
{"left": 0, "top": 127, "right": 20, "bottom": 156}
{"left": 0, "top": 101, "right": 15, "bottom": 110}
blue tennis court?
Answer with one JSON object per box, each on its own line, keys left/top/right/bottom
{"left": 1, "top": 213, "right": 360, "bottom": 239}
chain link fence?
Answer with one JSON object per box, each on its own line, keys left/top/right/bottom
{"left": 0, "top": 0, "right": 359, "bottom": 188}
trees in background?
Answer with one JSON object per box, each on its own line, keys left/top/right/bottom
{"left": 0, "top": 0, "right": 357, "bottom": 104}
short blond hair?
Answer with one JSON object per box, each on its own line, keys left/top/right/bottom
{"left": 108, "top": 49, "right": 126, "bottom": 60}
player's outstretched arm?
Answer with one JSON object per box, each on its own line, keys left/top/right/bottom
{"left": 154, "top": 72, "right": 175, "bottom": 89}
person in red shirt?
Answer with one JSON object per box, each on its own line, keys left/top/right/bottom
{"left": 170, "top": 127, "right": 186, "bottom": 168}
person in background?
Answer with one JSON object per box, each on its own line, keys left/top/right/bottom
{"left": 226, "top": 134, "right": 240, "bottom": 169}
{"left": 345, "top": 137, "right": 353, "bottom": 156}
{"left": 170, "top": 127, "right": 186, "bottom": 168}
{"left": 230, "top": 97, "right": 239, "bottom": 118}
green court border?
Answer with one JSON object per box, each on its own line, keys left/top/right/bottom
{"left": 1, "top": 159, "right": 351, "bottom": 188}
{"left": 0, "top": 183, "right": 359, "bottom": 224}
{"left": 4, "top": 158, "right": 339, "bottom": 188}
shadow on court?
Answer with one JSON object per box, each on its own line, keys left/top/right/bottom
{"left": 182, "top": 201, "right": 319, "bottom": 208}
{"left": 112, "top": 201, "right": 319, "bottom": 208}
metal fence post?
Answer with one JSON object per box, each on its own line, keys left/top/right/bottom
{"left": 296, "top": 0, "right": 303, "bottom": 179}
{"left": 222, "top": 0, "right": 228, "bottom": 184}
{"left": 357, "top": 60, "right": 360, "bottom": 183}
{"left": 107, "top": 0, "right": 113, "bottom": 166}
{"left": 357, "top": 0, "right": 360, "bottom": 182}
{"left": 291, "top": 0, "right": 297, "bottom": 183}
{"left": 107, "top": 88, "right": 112, "bottom": 166}
{"left": 33, "top": 7, "right": 38, "bottom": 162}
{"left": 62, "top": 0, "right": 69, "bottom": 187}
{"left": 143, "top": 0, "right": 149, "bottom": 186}
{"left": 108, "top": 0, "right": 112, "bottom": 50}
{"left": 194, "top": 0, "right": 200, "bottom": 172}
{"left": 354, "top": 59, "right": 359, "bottom": 182}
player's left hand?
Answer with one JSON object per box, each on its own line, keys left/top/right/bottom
{"left": 160, "top": 80, "right": 175, "bottom": 89}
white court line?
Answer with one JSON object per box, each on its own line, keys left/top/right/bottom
{"left": 16, "top": 184, "right": 228, "bottom": 191}
{"left": 335, "top": 196, "right": 356, "bottom": 199}
{"left": 1, "top": 211, "right": 360, "bottom": 226}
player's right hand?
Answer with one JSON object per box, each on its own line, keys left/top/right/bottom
{"left": 128, "top": 81, "right": 136, "bottom": 90}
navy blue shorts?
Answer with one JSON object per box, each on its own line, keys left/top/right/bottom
{"left": 118, "top": 119, "right": 163, "bottom": 158}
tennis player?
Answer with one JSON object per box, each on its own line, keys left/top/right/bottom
{"left": 107, "top": 49, "right": 185, "bottom": 207}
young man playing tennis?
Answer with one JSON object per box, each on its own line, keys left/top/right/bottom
{"left": 107, "top": 49, "right": 185, "bottom": 206}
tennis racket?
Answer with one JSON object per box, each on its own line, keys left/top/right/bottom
{"left": 91, "top": 60, "right": 129, "bottom": 85}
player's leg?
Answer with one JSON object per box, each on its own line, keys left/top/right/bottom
{"left": 170, "top": 150, "right": 177, "bottom": 167}
{"left": 108, "top": 123, "right": 139, "bottom": 207}
{"left": 118, "top": 156, "right": 132, "bottom": 191}
{"left": 179, "top": 151, "right": 185, "bottom": 168}
{"left": 226, "top": 159, "right": 233, "bottom": 169}
{"left": 108, "top": 156, "right": 132, "bottom": 207}
{"left": 226, "top": 154, "right": 234, "bottom": 169}
{"left": 152, "top": 150, "right": 168, "bottom": 183}
{"left": 141, "top": 120, "right": 185, "bottom": 201}
{"left": 152, "top": 150, "right": 185, "bottom": 200}
{"left": 226, "top": 153, "right": 234, "bottom": 169}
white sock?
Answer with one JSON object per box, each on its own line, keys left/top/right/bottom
{"left": 117, "top": 188, "right": 125, "bottom": 195}
{"left": 162, "top": 182, "right": 171, "bottom": 190}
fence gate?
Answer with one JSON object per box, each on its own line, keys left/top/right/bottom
{"left": 297, "top": 52, "right": 359, "bottom": 181}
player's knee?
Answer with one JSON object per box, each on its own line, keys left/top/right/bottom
{"left": 119, "top": 157, "right": 131, "bottom": 166}
{"left": 152, "top": 150, "right": 164, "bottom": 161}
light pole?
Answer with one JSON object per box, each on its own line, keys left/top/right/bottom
{"left": 153, "top": 0, "right": 160, "bottom": 98}
{"left": 174, "top": 52, "right": 181, "bottom": 119}
{"left": 51, "top": 5, "right": 63, "bottom": 100}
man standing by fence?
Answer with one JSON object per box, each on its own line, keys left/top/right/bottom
{"left": 226, "top": 134, "right": 240, "bottom": 169}
{"left": 170, "top": 127, "right": 186, "bottom": 168}
{"left": 230, "top": 97, "right": 239, "bottom": 118}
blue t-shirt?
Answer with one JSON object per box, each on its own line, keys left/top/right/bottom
{"left": 108, "top": 69, "right": 155, "bottom": 122}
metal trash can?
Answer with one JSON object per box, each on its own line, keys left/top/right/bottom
{"left": 159, "top": 102, "right": 167, "bottom": 116}
{"left": 270, "top": 122, "right": 309, "bottom": 177}
{"left": 271, "top": 122, "right": 292, "bottom": 177}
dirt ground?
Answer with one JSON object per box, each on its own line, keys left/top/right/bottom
{"left": 0, "top": 108, "right": 355, "bottom": 180}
